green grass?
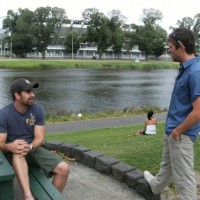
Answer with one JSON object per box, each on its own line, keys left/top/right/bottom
{"left": 45, "top": 122, "right": 200, "bottom": 175}
{"left": 0, "top": 59, "right": 179, "bottom": 69}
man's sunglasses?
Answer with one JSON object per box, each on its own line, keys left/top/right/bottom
{"left": 169, "top": 32, "right": 185, "bottom": 48}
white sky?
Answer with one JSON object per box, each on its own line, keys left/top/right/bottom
{"left": 0, "top": 0, "right": 199, "bottom": 33}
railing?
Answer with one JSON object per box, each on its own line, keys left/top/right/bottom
{"left": 0, "top": 50, "right": 13, "bottom": 57}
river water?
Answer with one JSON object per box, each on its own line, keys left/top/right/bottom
{"left": 0, "top": 68, "right": 177, "bottom": 114}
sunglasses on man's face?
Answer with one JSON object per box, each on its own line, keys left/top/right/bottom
{"left": 169, "top": 32, "right": 185, "bottom": 48}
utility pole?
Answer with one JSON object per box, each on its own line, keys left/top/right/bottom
{"left": 72, "top": 32, "right": 74, "bottom": 60}
{"left": 0, "top": 16, "right": 6, "bottom": 57}
{"left": 8, "top": 31, "right": 12, "bottom": 58}
{"left": 0, "top": 33, "right": 2, "bottom": 57}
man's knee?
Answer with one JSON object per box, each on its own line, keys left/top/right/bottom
{"left": 54, "top": 162, "right": 70, "bottom": 176}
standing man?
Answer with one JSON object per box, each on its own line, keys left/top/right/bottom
{"left": 144, "top": 28, "right": 200, "bottom": 199}
{"left": 0, "top": 78, "right": 70, "bottom": 200}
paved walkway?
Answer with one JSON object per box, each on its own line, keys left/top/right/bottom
{"left": 46, "top": 113, "right": 167, "bottom": 134}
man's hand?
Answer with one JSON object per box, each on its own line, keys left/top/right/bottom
{"left": 10, "top": 139, "right": 30, "bottom": 156}
{"left": 171, "top": 129, "right": 181, "bottom": 141}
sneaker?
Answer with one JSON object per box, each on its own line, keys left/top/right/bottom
{"left": 144, "top": 170, "right": 154, "bottom": 183}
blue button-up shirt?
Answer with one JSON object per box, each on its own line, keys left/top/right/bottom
{"left": 165, "top": 56, "right": 200, "bottom": 142}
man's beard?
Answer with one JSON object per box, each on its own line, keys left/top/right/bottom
{"left": 21, "top": 98, "right": 34, "bottom": 106}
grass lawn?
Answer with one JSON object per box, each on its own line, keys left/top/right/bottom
{"left": 0, "top": 59, "right": 179, "bottom": 69}
{"left": 45, "top": 122, "right": 200, "bottom": 175}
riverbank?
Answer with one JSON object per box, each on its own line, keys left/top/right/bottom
{"left": 46, "top": 106, "right": 167, "bottom": 123}
{"left": 0, "top": 58, "right": 179, "bottom": 69}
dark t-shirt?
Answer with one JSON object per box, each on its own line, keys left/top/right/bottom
{"left": 0, "top": 103, "right": 45, "bottom": 143}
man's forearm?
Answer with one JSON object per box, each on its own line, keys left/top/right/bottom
{"left": 0, "top": 142, "right": 10, "bottom": 152}
{"left": 30, "top": 137, "right": 44, "bottom": 149}
{"left": 175, "top": 110, "right": 200, "bottom": 135}
{"left": 0, "top": 142, "right": 19, "bottom": 153}
{"left": 0, "top": 139, "right": 30, "bottom": 154}
{"left": 32, "top": 126, "right": 45, "bottom": 149}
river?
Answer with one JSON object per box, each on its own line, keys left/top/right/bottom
{"left": 0, "top": 68, "right": 177, "bottom": 114}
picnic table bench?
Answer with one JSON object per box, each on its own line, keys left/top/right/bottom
{"left": 0, "top": 151, "right": 15, "bottom": 200}
{"left": 0, "top": 151, "right": 65, "bottom": 200}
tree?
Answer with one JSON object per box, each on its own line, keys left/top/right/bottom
{"left": 64, "top": 31, "right": 82, "bottom": 54}
{"left": 82, "top": 8, "right": 99, "bottom": 23}
{"left": 3, "top": 9, "right": 34, "bottom": 57}
{"left": 3, "top": 7, "right": 68, "bottom": 58}
{"left": 3, "top": 10, "right": 18, "bottom": 32}
{"left": 30, "top": 6, "right": 68, "bottom": 59}
{"left": 136, "top": 8, "right": 165, "bottom": 60}
{"left": 123, "top": 23, "right": 139, "bottom": 52}
{"left": 151, "top": 26, "right": 167, "bottom": 59}
{"left": 176, "top": 17, "right": 194, "bottom": 29}
{"left": 142, "top": 8, "right": 163, "bottom": 25}
{"left": 108, "top": 10, "right": 126, "bottom": 58}
{"left": 193, "top": 14, "right": 200, "bottom": 52}
{"left": 82, "top": 8, "right": 112, "bottom": 59}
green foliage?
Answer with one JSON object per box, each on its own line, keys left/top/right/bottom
{"left": 142, "top": 8, "right": 163, "bottom": 26}
{"left": 82, "top": 8, "right": 127, "bottom": 59}
{"left": 3, "top": 10, "right": 18, "bottom": 31}
{"left": 85, "top": 10, "right": 112, "bottom": 59}
{"left": 108, "top": 10, "right": 126, "bottom": 54}
{"left": 39, "top": 63, "right": 53, "bottom": 69}
{"left": 177, "top": 17, "right": 194, "bottom": 29}
{"left": 135, "top": 8, "right": 167, "bottom": 60}
{"left": 3, "top": 8, "right": 34, "bottom": 57}
{"left": 3, "top": 6, "right": 200, "bottom": 59}
{"left": 3, "top": 7, "right": 68, "bottom": 59}
{"left": 65, "top": 31, "right": 81, "bottom": 54}
{"left": 31, "top": 7, "right": 68, "bottom": 59}
{"left": 151, "top": 27, "right": 167, "bottom": 58}
{"left": 123, "top": 23, "right": 140, "bottom": 51}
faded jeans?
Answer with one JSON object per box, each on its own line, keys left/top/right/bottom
{"left": 149, "top": 134, "right": 197, "bottom": 200}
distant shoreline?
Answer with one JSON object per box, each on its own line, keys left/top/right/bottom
{"left": 0, "top": 59, "right": 179, "bottom": 69}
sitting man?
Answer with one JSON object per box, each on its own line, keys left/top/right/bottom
{"left": 0, "top": 78, "right": 70, "bottom": 200}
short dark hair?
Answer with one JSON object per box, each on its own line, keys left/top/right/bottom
{"left": 168, "top": 28, "right": 195, "bottom": 54}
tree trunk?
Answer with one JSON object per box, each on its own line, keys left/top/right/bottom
{"left": 99, "top": 52, "right": 102, "bottom": 60}
{"left": 42, "top": 51, "right": 46, "bottom": 60}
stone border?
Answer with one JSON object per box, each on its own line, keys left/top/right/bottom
{"left": 42, "top": 141, "right": 160, "bottom": 200}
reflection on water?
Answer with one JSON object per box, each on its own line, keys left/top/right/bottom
{"left": 0, "top": 68, "right": 177, "bottom": 114}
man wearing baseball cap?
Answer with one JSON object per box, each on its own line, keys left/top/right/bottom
{"left": 0, "top": 78, "right": 70, "bottom": 200}
{"left": 10, "top": 78, "right": 39, "bottom": 95}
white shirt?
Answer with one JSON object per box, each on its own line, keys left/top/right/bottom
{"left": 145, "top": 125, "right": 156, "bottom": 135}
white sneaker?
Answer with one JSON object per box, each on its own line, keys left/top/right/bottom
{"left": 144, "top": 170, "right": 154, "bottom": 183}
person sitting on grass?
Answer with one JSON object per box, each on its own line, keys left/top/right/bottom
{"left": 135, "top": 111, "right": 157, "bottom": 135}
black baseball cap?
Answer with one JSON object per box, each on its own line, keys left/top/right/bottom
{"left": 10, "top": 78, "right": 39, "bottom": 95}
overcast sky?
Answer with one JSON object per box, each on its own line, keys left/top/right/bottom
{"left": 0, "top": 0, "right": 199, "bottom": 32}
